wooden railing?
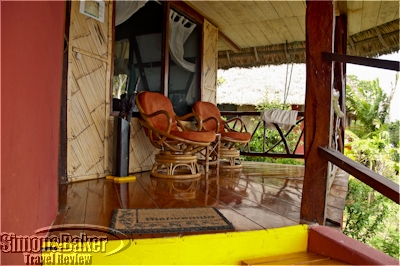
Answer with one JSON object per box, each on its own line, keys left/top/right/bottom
{"left": 318, "top": 52, "right": 400, "bottom": 205}
{"left": 319, "top": 147, "right": 400, "bottom": 204}
{"left": 220, "top": 111, "right": 399, "bottom": 205}
{"left": 220, "top": 111, "right": 304, "bottom": 159}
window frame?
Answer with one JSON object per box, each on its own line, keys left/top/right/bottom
{"left": 111, "top": 1, "right": 204, "bottom": 116}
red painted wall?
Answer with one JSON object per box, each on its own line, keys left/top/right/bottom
{"left": 1, "top": 1, "right": 65, "bottom": 264}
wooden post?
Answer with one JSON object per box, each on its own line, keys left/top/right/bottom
{"left": 300, "top": 0, "right": 335, "bottom": 225}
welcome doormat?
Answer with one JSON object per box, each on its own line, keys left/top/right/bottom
{"left": 110, "top": 207, "right": 234, "bottom": 234}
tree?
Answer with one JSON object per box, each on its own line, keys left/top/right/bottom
{"left": 344, "top": 75, "right": 399, "bottom": 259}
{"left": 346, "top": 75, "right": 394, "bottom": 137}
{"left": 388, "top": 121, "right": 400, "bottom": 173}
{"left": 388, "top": 121, "right": 399, "bottom": 148}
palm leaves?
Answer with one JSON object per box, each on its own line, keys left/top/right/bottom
{"left": 346, "top": 77, "right": 390, "bottom": 137}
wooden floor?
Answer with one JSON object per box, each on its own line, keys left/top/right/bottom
{"left": 53, "top": 162, "right": 347, "bottom": 239}
{"left": 326, "top": 168, "right": 349, "bottom": 225}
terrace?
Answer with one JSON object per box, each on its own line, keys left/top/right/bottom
{"left": 3, "top": 1, "right": 399, "bottom": 265}
{"left": 54, "top": 163, "right": 314, "bottom": 237}
{"left": 49, "top": 106, "right": 398, "bottom": 265}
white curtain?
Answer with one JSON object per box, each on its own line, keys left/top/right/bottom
{"left": 115, "top": 0, "right": 148, "bottom": 26}
{"left": 169, "top": 10, "right": 197, "bottom": 72}
{"left": 169, "top": 10, "right": 197, "bottom": 104}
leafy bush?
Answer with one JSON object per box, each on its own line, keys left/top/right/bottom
{"left": 343, "top": 177, "right": 399, "bottom": 260}
{"left": 388, "top": 121, "right": 399, "bottom": 148}
{"left": 343, "top": 178, "right": 389, "bottom": 243}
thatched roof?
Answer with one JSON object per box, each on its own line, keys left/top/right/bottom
{"left": 219, "top": 41, "right": 306, "bottom": 69}
{"left": 348, "top": 19, "right": 400, "bottom": 57}
{"left": 217, "top": 64, "right": 306, "bottom": 106}
{"left": 218, "top": 19, "right": 399, "bottom": 69}
{"left": 186, "top": 1, "right": 399, "bottom": 69}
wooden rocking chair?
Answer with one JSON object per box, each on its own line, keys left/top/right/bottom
{"left": 136, "top": 91, "right": 216, "bottom": 179}
{"left": 192, "top": 101, "right": 251, "bottom": 168}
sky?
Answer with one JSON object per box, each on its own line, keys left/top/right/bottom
{"left": 346, "top": 51, "right": 400, "bottom": 122}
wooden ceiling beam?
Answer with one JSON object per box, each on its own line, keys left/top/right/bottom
{"left": 253, "top": 47, "right": 259, "bottom": 62}
{"left": 374, "top": 27, "right": 389, "bottom": 49}
{"left": 218, "top": 47, "right": 306, "bottom": 60}
{"left": 348, "top": 36, "right": 356, "bottom": 52}
{"left": 170, "top": 0, "right": 204, "bottom": 25}
{"left": 284, "top": 41, "right": 290, "bottom": 61}
{"left": 335, "top": 0, "right": 348, "bottom": 16}
{"left": 226, "top": 51, "right": 231, "bottom": 65}
{"left": 218, "top": 31, "right": 241, "bottom": 53}
{"left": 351, "top": 30, "right": 398, "bottom": 47}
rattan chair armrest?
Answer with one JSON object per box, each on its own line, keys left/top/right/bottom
{"left": 142, "top": 109, "right": 173, "bottom": 134}
{"left": 138, "top": 119, "right": 210, "bottom": 148}
{"left": 176, "top": 112, "right": 203, "bottom": 132}
{"left": 224, "top": 117, "right": 247, "bottom": 132}
{"left": 202, "top": 116, "right": 220, "bottom": 133}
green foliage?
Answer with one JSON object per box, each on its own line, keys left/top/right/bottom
{"left": 388, "top": 121, "right": 400, "bottom": 172}
{"left": 112, "top": 74, "right": 128, "bottom": 98}
{"left": 380, "top": 229, "right": 400, "bottom": 259}
{"left": 369, "top": 218, "right": 400, "bottom": 260}
{"left": 343, "top": 178, "right": 389, "bottom": 242}
{"left": 344, "top": 74, "right": 399, "bottom": 259}
{"left": 256, "top": 98, "right": 291, "bottom": 111}
{"left": 346, "top": 76, "right": 391, "bottom": 137}
{"left": 217, "top": 76, "right": 226, "bottom": 87}
{"left": 242, "top": 122, "right": 303, "bottom": 165}
{"left": 388, "top": 121, "right": 399, "bottom": 148}
{"left": 344, "top": 178, "right": 399, "bottom": 259}
{"left": 345, "top": 129, "right": 399, "bottom": 176}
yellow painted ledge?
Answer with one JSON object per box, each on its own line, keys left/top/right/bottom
{"left": 42, "top": 224, "right": 308, "bottom": 265}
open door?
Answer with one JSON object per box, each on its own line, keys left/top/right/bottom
{"left": 66, "top": 0, "right": 114, "bottom": 182}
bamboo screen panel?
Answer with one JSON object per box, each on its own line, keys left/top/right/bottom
{"left": 67, "top": 1, "right": 113, "bottom": 182}
{"left": 128, "top": 118, "right": 157, "bottom": 173}
{"left": 202, "top": 20, "right": 218, "bottom": 104}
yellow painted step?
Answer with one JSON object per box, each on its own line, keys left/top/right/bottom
{"left": 42, "top": 225, "right": 309, "bottom": 265}
{"left": 241, "top": 251, "right": 350, "bottom": 265}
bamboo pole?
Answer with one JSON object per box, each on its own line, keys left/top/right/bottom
{"left": 72, "top": 47, "right": 108, "bottom": 63}
{"left": 68, "top": 174, "right": 100, "bottom": 183}
{"left": 104, "top": 0, "right": 113, "bottom": 173}
{"left": 66, "top": 1, "right": 78, "bottom": 177}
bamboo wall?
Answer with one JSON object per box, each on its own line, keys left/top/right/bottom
{"left": 202, "top": 20, "right": 218, "bottom": 104}
{"left": 67, "top": 1, "right": 113, "bottom": 182}
{"left": 128, "top": 118, "right": 157, "bottom": 173}
{"left": 67, "top": 4, "right": 218, "bottom": 182}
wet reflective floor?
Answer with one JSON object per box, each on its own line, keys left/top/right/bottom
{"left": 54, "top": 162, "right": 345, "bottom": 239}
